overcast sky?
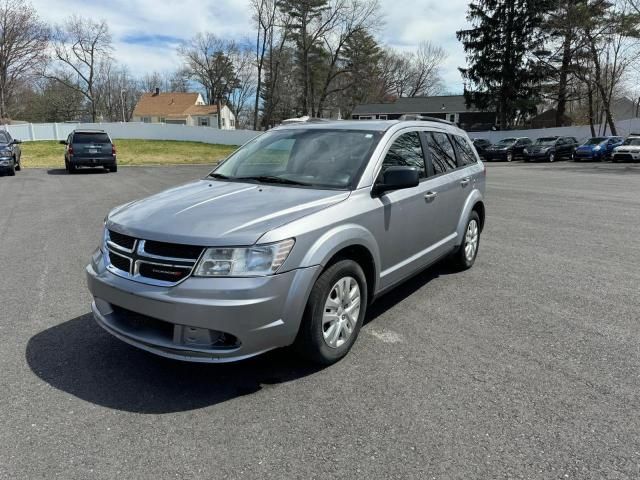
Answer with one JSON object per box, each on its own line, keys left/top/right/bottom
{"left": 30, "top": 0, "right": 472, "bottom": 93}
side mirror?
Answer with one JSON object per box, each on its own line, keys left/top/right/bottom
{"left": 59, "top": 140, "right": 67, "bottom": 145}
{"left": 11, "top": 139, "right": 21, "bottom": 144}
{"left": 372, "top": 166, "right": 420, "bottom": 196}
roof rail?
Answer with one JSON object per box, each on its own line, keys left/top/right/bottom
{"left": 398, "top": 114, "right": 456, "bottom": 126}
{"left": 281, "top": 116, "right": 332, "bottom": 125}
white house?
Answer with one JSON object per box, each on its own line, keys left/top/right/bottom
{"left": 132, "top": 90, "right": 236, "bottom": 129}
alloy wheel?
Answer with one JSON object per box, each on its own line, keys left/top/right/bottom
{"left": 322, "top": 276, "right": 361, "bottom": 349}
{"left": 464, "top": 219, "right": 479, "bottom": 262}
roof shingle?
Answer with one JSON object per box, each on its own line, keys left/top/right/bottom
{"left": 133, "top": 92, "right": 218, "bottom": 117}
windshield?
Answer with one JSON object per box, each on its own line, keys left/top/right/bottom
{"left": 212, "top": 128, "right": 382, "bottom": 189}
{"left": 623, "top": 138, "right": 640, "bottom": 146}
{"left": 584, "top": 137, "right": 607, "bottom": 145}
{"left": 495, "top": 138, "right": 516, "bottom": 146}
{"left": 535, "top": 137, "right": 557, "bottom": 146}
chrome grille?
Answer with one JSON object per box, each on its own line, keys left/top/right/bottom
{"left": 106, "top": 230, "right": 204, "bottom": 286}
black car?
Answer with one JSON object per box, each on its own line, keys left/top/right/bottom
{"left": 483, "top": 137, "right": 532, "bottom": 162}
{"left": 523, "top": 136, "right": 579, "bottom": 162}
{"left": 61, "top": 129, "right": 117, "bottom": 173}
{"left": 472, "top": 138, "right": 492, "bottom": 158}
{"left": 0, "top": 130, "right": 22, "bottom": 176}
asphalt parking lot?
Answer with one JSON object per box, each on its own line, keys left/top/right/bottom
{"left": 1, "top": 162, "right": 640, "bottom": 479}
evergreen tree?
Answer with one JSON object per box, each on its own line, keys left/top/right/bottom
{"left": 457, "top": 0, "right": 551, "bottom": 129}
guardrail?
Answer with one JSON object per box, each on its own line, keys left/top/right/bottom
{"left": 3, "top": 122, "right": 260, "bottom": 146}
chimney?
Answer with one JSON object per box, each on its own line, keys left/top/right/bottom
{"left": 154, "top": 87, "right": 160, "bottom": 96}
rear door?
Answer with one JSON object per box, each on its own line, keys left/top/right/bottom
{"left": 72, "top": 132, "right": 112, "bottom": 161}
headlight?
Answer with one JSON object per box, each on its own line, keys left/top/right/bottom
{"left": 0, "top": 159, "right": 10, "bottom": 166}
{"left": 0, "top": 149, "right": 12, "bottom": 156}
{"left": 194, "top": 238, "right": 295, "bottom": 277}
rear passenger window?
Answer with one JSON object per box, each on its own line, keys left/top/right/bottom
{"left": 73, "top": 133, "right": 111, "bottom": 144}
{"left": 381, "top": 132, "right": 426, "bottom": 178}
{"left": 452, "top": 135, "right": 477, "bottom": 166}
{"left": 424, "top": 132, "right": 457, "bottom": 175}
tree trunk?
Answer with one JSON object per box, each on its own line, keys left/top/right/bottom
{"left": 588, "top": 35, "right": 617, "bottom": 135}
{"left": 217, "top": 98, "right": 222, "bottom": 129}
{"left": 556, "top": 33, "right": 572, "bottom": 127}
{"left": 587, "top": 86, "right": 595, "bottom": 137}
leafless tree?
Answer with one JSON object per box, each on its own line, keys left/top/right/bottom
{"left": 227, "top": 44, "right": 256, "bottom": 128}
{"left": 251, "top": 0, "right": 278, "bottom": 129}
{"left": 315, "top": 0, "right": 382, "bottom": 116}
{"left": 178, "top": 33, "right": 239, "bottom": 128}
{"left": 46, "top": 16, "right": 112, "bottom": 122}
{"left": 0, "top": 0, "right": 49, "bottom": 119}
{"left": 94, "top": 61, "right": 141, "bottom": 121}
{"left": 380, "top": 42, "right": 447, "bottom": 99}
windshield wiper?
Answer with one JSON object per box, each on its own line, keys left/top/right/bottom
{"left": 208, "top": 172, "right": 230, "bottom": 179}
{"left": 236, "top": 175, "right": 312, "bottom": 186}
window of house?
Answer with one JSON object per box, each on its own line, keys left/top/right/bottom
{"left": 141, "top": 116, "right": 151, "bottom": 123}
{"left": 159, "top": 117, "right": 165, "bottom": 123}
{"left": 451, "top": 135, "right": 478, "bottom": 166}
{"left": 424, "top": 132, "right": 457, "bottom": 175}
{"left": 448, "top": 114, "right": 457, "bottom": 123}
{"left": 198, "top": 117, "right": 210, "bottom": 127}
{"left": 378, "top": 115, "right": 388, "bottom": 120}
{"left": 380, "top": 131, "right": 426, "bottom": 178}
{"left": 230, "top": 119, "right": 235, "bottom": 127}
{"left": 222, "top": 118, "right": 226, "bottom": 127}
{"left": 358, "top": 115, "right": 373, "bottom": 120}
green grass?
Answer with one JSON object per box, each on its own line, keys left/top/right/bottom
{"left": 20, "top": 139, "right": 239, "bottom": 169}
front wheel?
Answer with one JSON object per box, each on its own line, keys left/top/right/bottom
{"left": 14, "top": 156, "right": 20, "bottom": 171}
{"left": 549, "top": 152, "right": 555, "bottom": 162}
{"left": 294, "top": 259, "right": 368, "bottom": 365}
{"left": 506, "top": 152, "right": 513, "bottom": 162}
{"left": 450, "top": 211, "right": 480, "bottom": 270}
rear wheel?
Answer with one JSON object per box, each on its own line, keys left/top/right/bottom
{"left": 108, "top": 164, "right": 117, "bottom": 173}
{"left": 450, "top": 211, "right": 480, "bottom": 271}
{"left": 506, "top": 152, "right": 513, "bottom": 162}
{"left": 549, "top": 152, "right": 556, "bottom": 162}
{"left": 294, "top": 259, "right": 367, "bottom": 365}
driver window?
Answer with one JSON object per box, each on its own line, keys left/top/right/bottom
{"left": 380, "top": 132, "right": 426, "bottom": 178}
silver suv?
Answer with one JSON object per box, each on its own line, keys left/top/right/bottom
{"left": 87, "top": 119, "right": 486, "bottom": 365}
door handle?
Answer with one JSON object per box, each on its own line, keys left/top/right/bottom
{"left": 460, "top": 177, "right": 471, "bottom": 187}
{"left": 424, "top": 191, "right": 438, "bottom": 202}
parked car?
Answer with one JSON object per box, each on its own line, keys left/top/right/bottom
{"left": 483, "top": 137, "right": 532, "bottom": 161}
{"left": 87, "top": 118, "right": 486, "bottom": 365}
{"left": 574, "top": 136, "right": 624, "bottom": 161}
{"left": 611, "top": 135, "right": 640, "bottom": 162}
{"left": 61, "top": 129, "right": 117, "bottom": 173}
{"left": 472, "top": 138, "right": 492, "bottom": 158}
{"left": 523, "top": 136, "right": 578, "bottom": 162}
{"left": 0, "top": 130, "right": 22, "bottom": 176}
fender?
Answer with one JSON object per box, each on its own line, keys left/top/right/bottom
{"left": 300, "top": 223, "right": 381, "bottom": 293}
{"left": 455, "top": 189, "right": 484, "bottom": 246}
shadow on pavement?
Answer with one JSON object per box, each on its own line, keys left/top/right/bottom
{"left": 26, "top": 261, "right": 452, "bottom": 413}
{"left": 47, "top": 168, "right": 108, "bottom": 175}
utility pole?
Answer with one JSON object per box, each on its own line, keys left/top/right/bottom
{"left": 120, "top": 89, "right": 127, "bottom": 122}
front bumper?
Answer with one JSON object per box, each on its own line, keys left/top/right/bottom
{"left": 484, "top": 150, "right": 509, "bottom": 161}
{"left": 86, "top": 248, "right": 320, "bottom": 362}
{"left": 0, "top": 157, "right": 13, "bottom": 170}
{"left": 612, "top": 152, "right": 640, "bottom": 162}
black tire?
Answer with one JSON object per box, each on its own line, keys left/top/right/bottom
{"left": 68, "top": 162, "right": 76, "bottom": 174}
{"left": 450, "top": 211, "right": 481, "bottom": 271}
{"left": 7, "top": 161, "right": 15, "bottom": 176}
{"left": 294, "top": 259, "right": 368, "bottom": 365}
{"left": 14, "top": 156, "right": 20, "bottom": 171}
{"left": 108, "top": 164, "right": 117, "bottom": 173}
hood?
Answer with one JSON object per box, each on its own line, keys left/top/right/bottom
{"left": 615, "top": 145, "right": 640, "bottom": 152}
{"left": 106, "top": 179, "right": 350, "bottom": 246}
{"left": 528, "top": 145, "right": 552, "bottom": 151}
{"left": 577, "top": 143, "right": 604, "bottom": 151}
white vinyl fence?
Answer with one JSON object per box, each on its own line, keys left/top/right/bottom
{"left": 3, "top": 122, "right": 260, "bottom": 146}
{"left": 4, "top": 118, "right": 640, "bottom": 147}
{"left": 470, "top": 118, "right": 640, "bottom": 143}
